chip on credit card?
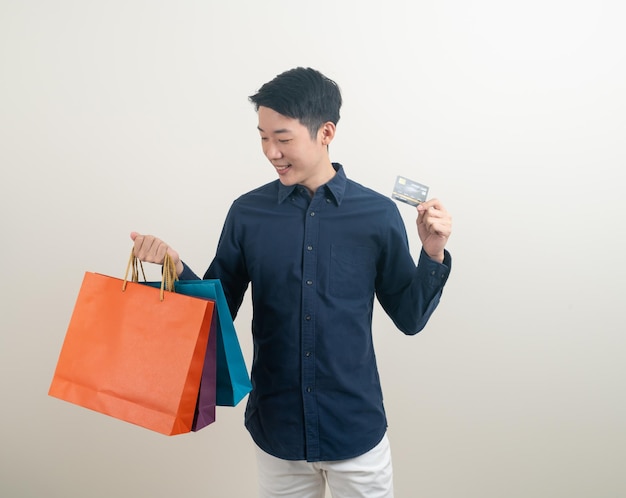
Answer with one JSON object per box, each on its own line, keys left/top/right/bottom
{"left": 391, "top": 176, "right": 429, "bottom": 206}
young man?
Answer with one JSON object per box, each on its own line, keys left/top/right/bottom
{"left": 132, "top": 67, "right": 452, "bottom": 498}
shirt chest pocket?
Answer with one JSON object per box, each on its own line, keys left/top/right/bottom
{"left": 329, "top": 244, "right": 377, "bottom": 299}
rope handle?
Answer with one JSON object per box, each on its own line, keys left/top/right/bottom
{"left": 122, "top": 248, "right": 178, "bottom": 301}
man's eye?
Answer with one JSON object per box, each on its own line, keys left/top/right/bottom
{"left": 279, "top": 139, "right": 292, "bottom": 144}
{"left": 260, "top": 137, "right": 268, "bottom": 141}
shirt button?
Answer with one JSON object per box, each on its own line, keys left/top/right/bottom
{"left": 306, "top": 280, "right": 313, "bottom": 285}
{"left": 307, "top": 245, "right": 313, "bottom": 251}
{"left": 305, "top": 351, "right": 311, "bottom": 357}
{"left": 305, "top": 314, "right": 311, "bottom": 321}
{"left": 326, "top": 198, "right": 331, "bottom": 203}
{"left": 310, "top": 212, "right": 316, "bottom": 217}
{"left": 306, "top": 387, "right": 312, "bottom": 393}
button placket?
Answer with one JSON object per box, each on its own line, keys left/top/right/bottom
{"left": 300, "top": 195, "right": 324, "bottom": 460}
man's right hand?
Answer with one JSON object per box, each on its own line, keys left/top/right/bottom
{"left": 130, "top": 232, "right": 184, "bottom": 276}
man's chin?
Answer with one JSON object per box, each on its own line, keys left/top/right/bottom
{"left": 278, "top": 177, "right": 296, "bottom": 187}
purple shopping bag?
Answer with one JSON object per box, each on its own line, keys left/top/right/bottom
{"left": 192, "top": 307, "right": 217, "bottom": 431}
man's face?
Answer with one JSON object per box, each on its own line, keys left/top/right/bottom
{"left": 257, "top": 106, "right": 333, "bottom": 193}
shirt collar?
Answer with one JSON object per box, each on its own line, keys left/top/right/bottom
{"left": 277, "top": 163, "right": 346, "bottom": 205}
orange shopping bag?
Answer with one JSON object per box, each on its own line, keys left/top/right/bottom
{"left": 48, "top": 253, "right": 215, "bottom": 436}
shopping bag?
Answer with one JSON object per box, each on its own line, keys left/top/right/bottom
{"left": 49, "top": 254, "right": 215, "bottom": 435}
{"left": 192, "top": 309, "right": 217, "bottom": 431}
{"left": 143, "top": 279, "right": 252, "bottom": 406}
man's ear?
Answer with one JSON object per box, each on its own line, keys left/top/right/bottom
{"left": 320, "top": 122, "right": 336, "bottom": 146}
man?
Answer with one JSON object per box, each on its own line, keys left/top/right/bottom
{"left": 132, "top": 67, "right": 452, "bottom": 498}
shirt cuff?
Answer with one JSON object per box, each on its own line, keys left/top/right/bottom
{"left": 418, "top": 248, "right": 451, "bottom": 288}
{"left": 178, "top": 261, "right": 201, "bottom": 281}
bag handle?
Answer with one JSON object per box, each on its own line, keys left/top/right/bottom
{"left": 122, "top": 249, "right": 178, "bottom": 301}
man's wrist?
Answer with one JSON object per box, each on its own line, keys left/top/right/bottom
{"left": 426, "top": 251, "right": 444, "bottom": 264}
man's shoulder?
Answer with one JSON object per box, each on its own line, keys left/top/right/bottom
{"left": 232, "top": 180, "right": 279, "bottom": 205}
{"left": 344, "top": 177, "right": 397, "bottom": 209}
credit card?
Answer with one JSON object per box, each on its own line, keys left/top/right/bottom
{"left": 391, "top": 176, "right": 429, "bottom": 206}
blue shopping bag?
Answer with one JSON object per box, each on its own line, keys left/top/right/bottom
{"left": 143, "top": 279, "right": 252, "bottom": 407}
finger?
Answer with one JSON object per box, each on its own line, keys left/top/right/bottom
{"left": 423, "top": 204, "right": 451, "bottom": 223}
{"left": 132, "top": 234, "right": 147, "bottom": 258}
{"left": 133, "top": 234, "right": 157, "bottom": 261}
{"left": 145, "top": 237, "right": 165, "bottom": 264}
{"left": 154, "top": 241, "right": 169, "bottom": 263}
{"left": 417, "top": 198, "right": 443, "bottom": 211}
{"left": 416, "top": 207, "right": 425, "bottom": 224}
{"left": 426, "top": 216, "right": 452, "bottom": 236}
{"left": 418, "top": 208, "right": 438, "bottom": 228}
{"left": 431, "top": 220, "right": 452, "bottom": 237}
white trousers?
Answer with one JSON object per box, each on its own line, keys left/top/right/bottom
{"left": 255, "top": 434, "right": 394, "bottom": 498}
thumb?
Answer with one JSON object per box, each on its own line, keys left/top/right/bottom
{"left": 130, "top": 231, "right": 140, "bottom": 241}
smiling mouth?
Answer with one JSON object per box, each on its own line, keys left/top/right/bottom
{"left": 275, "top": 164, "right": 291, "bottom": 173}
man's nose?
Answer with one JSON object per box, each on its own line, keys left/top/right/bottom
{"left": 264, "top": 142, "right": 283, "bottom": 160}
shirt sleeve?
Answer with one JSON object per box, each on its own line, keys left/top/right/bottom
{"left": 178, "top": 262, "right": 201, "bottom": 281}
{"left": 202, "top": 203, "right": 250, "bottom": 319}
{"left": 375, "top": 208, "right": 451, "bottom": 335}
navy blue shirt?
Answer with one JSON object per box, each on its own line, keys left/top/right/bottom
{"left": 181, "top": 164, "right": 451, "bottom": 462}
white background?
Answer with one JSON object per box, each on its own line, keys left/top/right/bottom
{"left": 1, "top": 1, "right": 625, "bottom": 496}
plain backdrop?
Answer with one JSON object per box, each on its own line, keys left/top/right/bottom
{"left": 1, "top": 1, "right": 625, "bottom": 497}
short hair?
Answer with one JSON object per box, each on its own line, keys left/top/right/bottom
{"left": 249, "top": 67, "right": 342, "bottom": 139}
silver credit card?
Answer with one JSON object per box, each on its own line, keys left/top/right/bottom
{"left": 392, "top": 176, "right": 429, "bottom": 206}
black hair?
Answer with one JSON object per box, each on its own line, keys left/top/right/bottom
{"left": 249, "top": 67, "right": 342, "bottom": 139}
